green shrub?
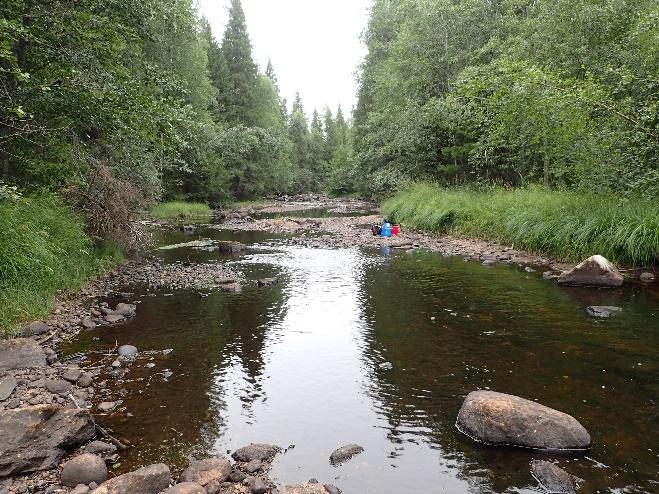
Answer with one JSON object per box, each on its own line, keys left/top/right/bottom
{"left": 382, "top": 183, "right": 659, "bottom": 265}
{"left": 0, "top": 193, "right": 119, "bottom": 334}
{"left": 149, "top": 202, "right": 211, "bottom": 219}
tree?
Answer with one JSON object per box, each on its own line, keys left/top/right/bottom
{"left": 217, "top": 0, "right": 259, "bottom": 126}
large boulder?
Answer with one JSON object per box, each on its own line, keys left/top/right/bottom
{"left": 0, "top": 375, "right": 17, "bottom": 401}
{"left": 90, "top": 463, "right": 170, "bottom": 494}
{"left": 179, "top": 457, "right": 231, "bottom": 488}
{"left": 60, "top": 453, "right": 108, "bottom": 487}
{"left": 456, "top": 391, "right": 590, "bottom": 450}
{"left": 0, "top": 405, "right": 96, "bottom": 477}
{"left": 329, "top": 444, "right": 364, "bottom": 465}
{"left": 0, "top": 338, "right": 47, "bottom": 371}
{"left": 531, "top": 461, "right": 578, "bottom": 494}
{"left": 217, "top": 241, "right": 247, "bottom": 253}
{"left": 231, "top": 444, "right": 279, "bottom": 462}
{"left": 557, "top": 255, "right": 624, "bottom": 288}
{"left": 162, "top": 483, "right": 206, "bottom": 494}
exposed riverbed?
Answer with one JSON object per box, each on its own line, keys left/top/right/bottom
{"left": 57, "top": 200, "right": 659, "bottom": 494}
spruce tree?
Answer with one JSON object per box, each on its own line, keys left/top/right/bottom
{"left": 218, "top": 0, "right": 258, "bottom": 126}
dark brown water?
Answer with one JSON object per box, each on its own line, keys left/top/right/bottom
{"left": 67, "top": 214, "right": 659, "bottom": 494}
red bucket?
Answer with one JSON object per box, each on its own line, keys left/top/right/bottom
{"left": 391, "top": 225, "right": 400, "bottom": 235}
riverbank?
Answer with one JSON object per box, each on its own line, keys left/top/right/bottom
{"left": 0, "top": 194, "right": 122, "bottom": 335}
{"left": 381, "top": 184, "right": 659, "bottom": 267}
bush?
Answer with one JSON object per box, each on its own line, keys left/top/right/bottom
{"left": 149, "top": 201, "right": 211, "bottom": 219}
{"left": 382, "top": 183, "right": 659, "bottom": 265}
{"left": 0, "top": 193, "right": 120, "bottom": 333}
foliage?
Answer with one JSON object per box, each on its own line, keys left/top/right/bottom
{"left": 149, "top": 201, "right": 211, "bottom": 219}
{"left": 355, "top": 0, "right": 659, "bottom": 197}
{"left": 0, "top": 193, "right": 120, "bottom": 332}
{"left": 383, "top": 184, "right": 659, "bottom": 265}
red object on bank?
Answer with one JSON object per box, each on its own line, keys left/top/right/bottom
{"left": 391, "top": 225, "right": 400, "bottom": 235}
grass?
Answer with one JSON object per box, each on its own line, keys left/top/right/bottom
{"left": 382, "top": 183, "right": 659, "bottom": 266}
{"left": 149, "top": 201, "right": 211, "bottom": 219}
{"left": 0, "top": 193, "right": 121, "bottom": 335}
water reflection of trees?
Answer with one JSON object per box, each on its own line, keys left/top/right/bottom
{"left": 358, "top": 252, "right": 658, "bottom": 493}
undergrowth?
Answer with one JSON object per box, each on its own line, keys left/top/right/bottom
{"left": 149, "top": 201, "right": 211, "bottom": 219}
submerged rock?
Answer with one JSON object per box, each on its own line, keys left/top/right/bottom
{"left": 117, "top": 345, "right": 138, "bottom": 358}
{"left": 114, "top": 303, "right": 136, "bottom": 317}
{"left": 60, "top": 453, "right": 108, "bottom": 487}
{"left": 279, "top": 485, "right": 327, "bottom": 494}
{"left": 558, "top": 255, "right": 624, "bottom": 288}
{"left": 586, "top": 306, "right": 621, "bottom": 318}
{"left": 0, "top": 338, "right": 47, "bottom": 371}
{"left": 90, "top": 463, "right": 170, "bottom": 494}
{"left": 456, "top": 390, "right": 590, "bottom": 450}
{"left": 179, "top": 456, "right": 231, "bottom": 488}
{"left": 217, "top": 240, "right": 247, "bottom": 253}
{"left": 85, "top": 440, "right": 117, "bottom": 455}
{"left": 232, "top": 444, "right": 279, "bottom": 462}
{"left": 329, "top": 444, "right": 364, "bottom": 465}
{"left": 639, "top": 272, "right": 656, "bottom": 283}
{"left": 323, "top": 484, "right": 342, "bottom": 494}
{"left": 256, "top": 278, "right": 279, "bottom": 287}
{"left": 0, "top": 405, "right": 95, "bottom": 477}
{"left": 531, "top": 460, "right": 578, "bottom": 494}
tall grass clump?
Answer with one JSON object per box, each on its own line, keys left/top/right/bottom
{"left": 382, "top": 183, "right": 659, "bottom": 266}
{"left": 149, "top": 201, "right": 211, "bottom": 219}
{"left": 0, "top": 193, "right": 119, "bottom": 334}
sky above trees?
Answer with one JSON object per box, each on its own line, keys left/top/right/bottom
{"left": 198, "top": 0, "right": 370, "bottom": 114}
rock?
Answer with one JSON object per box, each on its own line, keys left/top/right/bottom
{"left": 163, "top": 483, "right": 206, "bottom": 494}
{"left": 60, "top": 453, "right": 108, "bottom": 487}
{"left": 229, "top": 470, "right": 247, "bottom": 482}
{"left": 543, "top": 271, "right": 559, "bottom": 280}
{"left": 104, "top": 314, "right": 124, "bottom": 324}
{"left": 525, "top": 267, "right": 537, "bottom": 273}
{"left": 181, "top": 225, "right": 196, "bottom": 234}
{"left": 46, "top": 379, "right": 72, "bottom": 396}
{"left": 249, "top": 477, "right": 269, "bottom": 494}
{"left": 69, "top": 484, "right": 90, "bottom": 494}
{"left": 219, "top": 283, "right": 242, "bottom": 293}
{"left": 279, "top": 485, "right": 327, "bottom": 494}
{"left": 0, "top": 405, "right": 95, "bottom": 476}
{"left": 232, "top": 444, "right": 279, "bottom": 462}
{"left": 242, "top": 459, "right": 262, "bottom": 473}
{"left": 62, "top": 368, "right": 83, "bottom": 383}
{"left": 456, "top": 390, "right": 590, "bottom": 450}
{"left": 639, "top": 272, "right": 656, "bottom": 283}
{"left": 531, "top": 461, "right": 578, "bottom": 494}
{"left": 114, "top": 304, "right": 136, "bottom": 317}
{"left": 70, "top": 485, "right": 91, "bottom": 494}
{"left": 179, "top": 457, "right": 231, "bottom": 488}
{"left": 90, "top": 463, "right": 170, "bottom": 494}
{"left": 85, "top": 441, "right": 117, "bottom": 455}
{"left": 0, "top": 338, "right": 47, "bottom": 371}
{"left": 78, "top": 374, "right": 93, "bottom": 388}
{"left": 22, "top": 321, "right": 49, "bottom": 336}
{"left": 329, "top": 444, "right": 364, "bottom": 465}
{"left": 217, "top": 241, "right": 247, "bottom": 253}
{"left": 256, "top": 278, "right": 278, "bottom": 287}
{"left": 323, "top": 485, "right": 341, "bottom": 494}
{"left": 0, "top": 376, "right": 17, "bottom": 401}
{"left": 557, "top": 255, "right": 624, "bottom": 288}
{"left": 97, "top": 402, "right": 116, "bottom": 412}
{"left": 482, "top": 259, "right": 496, "bottom": 267}
{"left": 117, "top": 345, "right": 137, "bottom": 358}
{"left": 81, "top": 317, "right": 97, "bottom": 330}
{"left": 586, "top": 306, "right": 621, "bottom": 318}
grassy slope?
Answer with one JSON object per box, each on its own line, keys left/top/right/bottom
{"left": 0, "top": 194, "right": 120, "bottom": 334}
{"left": 149, "top": 201, "right": 210, "bottom": 219}
{"left": 382, "top": 183, "right": 659, "bottom": 266}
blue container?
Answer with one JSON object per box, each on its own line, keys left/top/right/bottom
{"left": 380, "top": 222, "right": 392, "bottom": 237}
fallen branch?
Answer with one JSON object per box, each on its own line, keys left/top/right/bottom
{"left": 68, "top": 394, "right": 130, "bottom": 451}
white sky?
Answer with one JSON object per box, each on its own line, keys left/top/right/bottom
{"left": 196, "top": 0, "right": 371, "bottom": 117}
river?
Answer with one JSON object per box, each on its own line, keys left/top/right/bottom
{"left": 66, "top": 204, "right": 659, "bottom": 494}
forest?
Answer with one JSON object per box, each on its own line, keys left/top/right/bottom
{"left": 1, "top": 0, "right": 658, "bottom": 328}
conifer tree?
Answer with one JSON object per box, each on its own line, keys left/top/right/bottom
{"left": 218, "top": 0, "right": 259, "bottom": 126}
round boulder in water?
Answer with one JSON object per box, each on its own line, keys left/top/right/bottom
{"left": 118, "top": 345, "right": 138, "bottom": 358}
{"left": 456, "top": 390, "right": 590, "bottom": 450}
{"left": 60, "top": 453, "right": 108, "bottom": 487}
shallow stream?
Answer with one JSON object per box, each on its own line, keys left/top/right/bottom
{"left": 67, "top": 209, "right": 658, "bottom": 493}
